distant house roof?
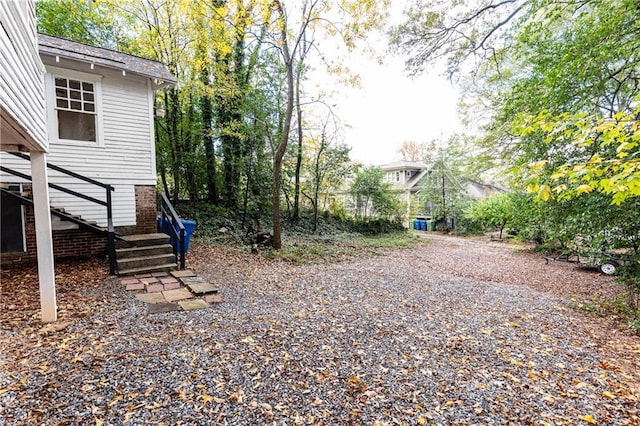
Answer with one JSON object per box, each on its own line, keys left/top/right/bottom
{"left": 376, "top": 160, "right": 507, "bottom": 198}
{"left": 462, "top": 178, "right": 506, "bottom": 199}
{"left": 379, "top": 161, "right": 428, "bottom": 171}
{"left": 393, "top": 170, "right": 429, "bottom": 192}
{"left": 37, "top": 33, "right": 177, "bottom": 88}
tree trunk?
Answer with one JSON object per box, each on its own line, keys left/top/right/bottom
{"left": 272, "top": 0, "right": 295, "bottom": 250}
{"left": 292, "top": 67, "right": 303, "bottom": 221}
{"left": 312, "top": 131, "right": 326, "bottom": 233}
{"left": 200, "top": 64, "right": 218, "bottom": 204}
{"left": 185, "top": 92, "right": 198, "bottom": 201}
{"left": 165, "top": 89, "right": 181, "bottom": 204}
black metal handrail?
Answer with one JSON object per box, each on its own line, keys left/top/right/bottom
{"left": 159, "top": 192, "right": 185, "bottom": 270}
{"left": 3, "top": 152, "right": 117, "bottom": 275}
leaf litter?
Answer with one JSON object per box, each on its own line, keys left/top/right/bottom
{"left": 1, "top": 236, "right": 638, "bottom": 424}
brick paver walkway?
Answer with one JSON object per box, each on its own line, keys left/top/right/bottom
{"left": 120, "top": 270, "right": 221, "bottom": 313}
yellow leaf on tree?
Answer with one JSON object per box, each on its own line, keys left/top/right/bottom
{"left": 576, "top": 184, "right": 593, "bottom": 194}
{"left": 529, "top": 160, "right": 548, "bottom": 171}
{"left": 579, "top": 414, "right": 597, "bottom": 424}
{"left": 537, "top": 185, "right": 552, "bottom": 201}
{"left": 553, "top": 184, "right": 567, "bottom": 194}
{"left": 602, "top": 391, "right": 617, "bottom": 399}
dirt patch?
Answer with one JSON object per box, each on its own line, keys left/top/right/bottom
{"left": 417, "top": 232, "right": 623, "bottom": 301}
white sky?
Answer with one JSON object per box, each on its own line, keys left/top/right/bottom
{"left": 334, "top": 56, "right": 462, "bottom": 166}
{"left": 306, "top": 5, "right": 464, "bottom": 166}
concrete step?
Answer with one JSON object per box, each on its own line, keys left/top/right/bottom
{"left": 117, "top": 262, "right": 178, "bottom": 277}
{"left": 117, "top": 253, "right": 176, "bottom": 271}
{"left": 116, "top": 233, "right": 171, "bottom": 249}
{"left": 116, "top": 244, "right": 174, "bottom": 259}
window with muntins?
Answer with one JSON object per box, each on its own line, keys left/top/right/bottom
{"left": 54, "top": 77, "right": 96, "bottom": 142}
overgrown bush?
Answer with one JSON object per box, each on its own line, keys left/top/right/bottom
{"left": 347, "top": 218, "right": 405, "bottom": 235}
{"left": 454, "top": 216, "right": 484, "bottom": 235}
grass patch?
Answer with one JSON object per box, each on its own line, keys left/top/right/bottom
{"left": 262, "top": 231, "right": 421, "bottom": 264}
{"left": 175, "top": 202, "right": 419, "bottom": 264}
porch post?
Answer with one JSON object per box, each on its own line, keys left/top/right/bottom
{"left": 30, "top": 151, "right": 57, "bottom": 322}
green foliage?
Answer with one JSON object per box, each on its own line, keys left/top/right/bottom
{"left": 178, "top": 201, "right": 413, "bottom": 264}
{"left": 349, "top": 167, "right": 401, "bottom": 221}
{"left": 171, "top": 201, "right": 243, "bottom": 245}
{"left": 327, "top": 199, "right": 349, "bottom": 221}
{"left": 416, "top": 158, "right": 473, "bottom": 226}
{"left": 514, "top": 107, "right": 640, "bottom": 206}
{"left": 466, "top": 192, "right": 516, "bottom": 239}
{"left": 347, "top": 218, "right": 405, "bottom": 235}
{"left": 36, "top": 0, "right": 124, "bottom": 47}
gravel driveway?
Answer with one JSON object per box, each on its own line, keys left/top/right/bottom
{"left": 1, "top": 234, "right": 639, "bottom": 425}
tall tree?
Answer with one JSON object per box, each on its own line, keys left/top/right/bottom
{"left": 36, "top": 0, "right": 124, "bottom": 48}
{"left": 302, "top": 113, "right": 351, "bottom": 231}
{"left": 270, "top": 0, "right": 389, "bottom": 249}
{"left": 270, "top": 0, "right": 297, "bottom": 249}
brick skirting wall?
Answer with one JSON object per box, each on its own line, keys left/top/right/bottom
{"left": 1, "top": 203, "right": 108, "bottom": 266}
{"left": 135, "top": 185, "right": 157, "bottom": 234}
{"left": 1, "top": 184, "right": 159, "bottom": 267}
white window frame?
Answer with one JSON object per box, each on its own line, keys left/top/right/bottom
{"left": 45, "top": 66, "right": 104, "bottom": 147}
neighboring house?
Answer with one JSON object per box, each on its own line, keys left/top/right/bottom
{"left": 378, "top": 161, "right": 505, "bottom": 227}
{"left": 1, "top": 1, "right": 56, "bottom": 321}
{"left": 381, "top": 160, "right": 430, "bottom": 197}
{"left": 1, "top": 34, "right": 176, "bottom": 266}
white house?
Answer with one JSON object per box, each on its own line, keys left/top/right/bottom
{"left": 1, "top": 1, "right": 55, "bottom": 322}
{"left": 378, "top": 161, "right": 505, "bottom": 227}
{"left": 1, "top": 33, "right": 176, "bottom": 269}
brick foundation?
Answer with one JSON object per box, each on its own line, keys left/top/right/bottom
{"left": 1, "top": 203, "right": 108, "bottom": 267}
{"left": 135, "top": 185, "right": 157, "bottom": 234}
{"left": 0, "top": 184, "right": 159, "bottom": 267}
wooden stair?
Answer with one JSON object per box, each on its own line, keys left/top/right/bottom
{"left": 116, "top": 233, "right": 177, "bottom": 276}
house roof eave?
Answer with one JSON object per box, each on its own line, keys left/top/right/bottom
{"left": 37, "top": 33, "right": 177, "bottom": 87}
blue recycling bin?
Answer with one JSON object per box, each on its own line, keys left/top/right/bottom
{"left": 180, "top": 219, "right": 196, "bottom": 253}
{"left": 419, "top": 220, "right": 427, "bottom": 231}
{"left": 157, "top": 216, "right": 196, "bottom": 253}
{"left": 413, "top": 219, "right": 419, "bottom": 230}
{"left": 157, "top": 215, "right": 170, "bottom": 234}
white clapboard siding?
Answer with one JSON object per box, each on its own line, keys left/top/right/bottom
{"left": 0, "top": 161, "right": 138, "bottom": 227}
{"left": 48, "top": 182, "right": 136, "bottom": 228}
{"left": 41, "top": 69, "right": 156, "bottom": 181}
{"left": 0, "top": 65, "right": 157, "bottom": 227}
{"left": 0, "top": 1, "right": 47, "bottom": 150}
